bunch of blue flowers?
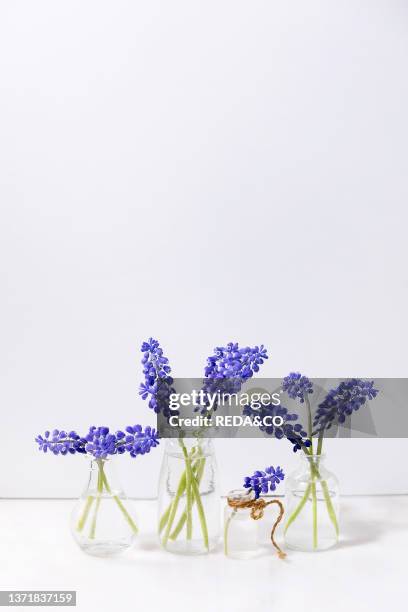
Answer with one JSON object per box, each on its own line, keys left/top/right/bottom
{"left": 243, "top": 465, "right": 285, "bottom": 499}
{"left": 142, "top": 338, "right": 271, "bottom": 552}
{"left": 35, "top": 425, "right": 159, "bottom": 459}
{"left": 278, "top": 373, "right": 380, "bottom": 451}
{"left": 35, "top": 424, "right": 159, "bottom": 542}
{"left": 282, "top": 373, "right": 379, "bottom": 549}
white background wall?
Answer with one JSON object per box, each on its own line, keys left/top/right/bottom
{"left": 1, "top": 0, "right": 407, "bottom": 498}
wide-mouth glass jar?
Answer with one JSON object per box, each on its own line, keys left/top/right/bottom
{"left": 158, "top": 438, "right": 220, "bottom": 554}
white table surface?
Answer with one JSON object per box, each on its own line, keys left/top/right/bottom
{"left": 0, "top": 496, "right": 406, "bottom": 612}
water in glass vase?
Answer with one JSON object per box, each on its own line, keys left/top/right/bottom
{"left": 71, "top": 458, "right": 138, "bottom": 557}
{"left": 158, "top": 438, "right": 220, "bottom": 554}
{"left": 284, "top": 454, "right": 339, "bottom": 552}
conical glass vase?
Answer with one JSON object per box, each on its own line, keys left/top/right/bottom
{"left": 71, "top": 457, "right": 138, "bottom": 557}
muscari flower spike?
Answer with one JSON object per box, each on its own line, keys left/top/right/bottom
{"left": 196, "top": 342, "right": 269, "bottom": 415}
{"left": 243, "top": 466, "right": 285, "bottom": 499}
{"left": 243, "top": 402, "right": 311, "bottom": 452}
{"left": 282, "top": 372, "right": 313, "bottom": 403}
{"left": 205, "top": 343, "right": 268, "bottom": 380}
{"left": 313, "top": 378, "right": 379, "bottom": 433}
{"left": 35, "top": 429, "right": 86, "bottom": 456}
{"left": 35, "top": 425, "right": 159, "bottom": 459}
{"left": 139, "top": 338, "right": 175, "bottom": 417}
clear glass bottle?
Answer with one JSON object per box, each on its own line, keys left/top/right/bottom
{"left": 284, "top": 454, "right": 339, "bottom": 552}
{"left": 71, "top": 457, "right": 138, "bottom": 557}
{"left": 224, "top": 489, "right": 259, "bottom": 559}
{"left": 158, "top": 438, "right": 220, "bottom": 554}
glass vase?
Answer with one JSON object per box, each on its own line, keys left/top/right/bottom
{"left": 158, "top": 438, "right": 220, "bottom": 554}
{"left": 71, "top": 457, "right": 138, "bottom": 556}
{"left": 224, "top": 489, "right": 286, "bottom": 560}
{"left": 284, "top": 453, "right": 339, "bottom": 552}
{"left": 224, "top": 489, "right": 259, "bottom": 559}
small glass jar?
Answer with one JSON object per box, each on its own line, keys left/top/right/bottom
{"left": 158, "top": 438, "right": 220, "bottom": 555}
{"left": 284, "top": 454, "right": 339, "bottom": 552}
{"left": 224, "top": 489, "right": 259, "bottom": 559}
{"left": 71, "top": 457, "right": 138, "bottom": 557}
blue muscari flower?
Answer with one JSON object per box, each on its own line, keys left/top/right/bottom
{"left": 196, "top": 343, "right": 269, "bottom": 414}
{"left": 204, "top": 343, "right": 268, "bottom": 380}
{"left": 282, "top": 372, "right": 313, "bottom": 403}
{"left": 127, "top": 425, "right": 159, "bottom": 458}
{"left": 35, "top": 429, "right": 86, "bottom": 455}
{"left": 243, "top": 402, "right": 311, "bottom": 452}
{"left": 35, "top": 425, "right": 159, "bottom": 459}
{"left": 139, "top": 338, "right": 175, "bottom": 417}
{"left": 243, "top": 466, "right": 285, "bottom": 499}
{"left": 313, "top": 378, "right": 379, "bottom": 433}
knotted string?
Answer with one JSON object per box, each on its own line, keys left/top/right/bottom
{"left": 227, "top": 496, "right": 286, "bottom": 559}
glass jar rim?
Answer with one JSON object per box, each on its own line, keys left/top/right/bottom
{"left": 227, "top": 488, "right": 255, "bottom": 503}
{"left": 164, "top": 437, "right": 213, "bottom": 450}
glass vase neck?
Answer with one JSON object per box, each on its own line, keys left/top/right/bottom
{"left": 300, "top": 453, "right": 325, "bottom": 461}
{"left": 84, "top": 456, "right": 122, "bottom": 497}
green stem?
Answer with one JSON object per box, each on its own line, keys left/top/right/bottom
{"left": 311, "top": 480, "right": 318, "bottom": 549}
{"left": 159, "top": 440, "right": 195, "bottom": 535}
{"left": 224, "top": 512, "right": 234, "bottom": 556}
{"left": 162, "top": 462, "right": 187, "bottom": 547}
{"left": 284, "top": 483, "right": 312, "bottom": 534}
{"left": 190, "top": 469, "right": 209, "bottom": 551}
{"left": 161, "top": 440, "right": 210, "bottom": 550}
{"left": 182, "top": 445, "right": 193, "bottom": 540}
{"left": 312, "top": 436, "right": 339, "bottom": 537}
{"left": 316, "top": 430, "right": 324, "bottom": 457}
{"left": 88, "top": 460, "right": 138, "bottom": 538}
{"left": 159, "top": 470, "right": 187, "bottom": 533}
{"left": 305, "top": 395, "right": 314, "bottom": 454}
{"left": 100, "top": 470, "right": 138, "bottom": 534}
{"left": 113, "top": 495, "right": 138, "bottom": 534}
{"left": 286, "top": 440, "right": 339, "bottom": 543}
{"left": 159, "top": 500, "right": 174, "bottom": 534}
{"left": 321, "top": 479, "right": 339, "bottom": 536}
{"left": 169, "top": 459, "right": 204, "bottom": 541}
{"left": 76, "top": 495, "right": 94, "bottom": 532}
{"left": 306, "top": 442, "right": 318, "bottom": 549}
{"left": 89, "top": 463, "right": 103, "bottom": 539}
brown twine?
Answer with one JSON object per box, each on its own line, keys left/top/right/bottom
{"left": 227, "top": 496, "right": 286, "bottom": 559}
